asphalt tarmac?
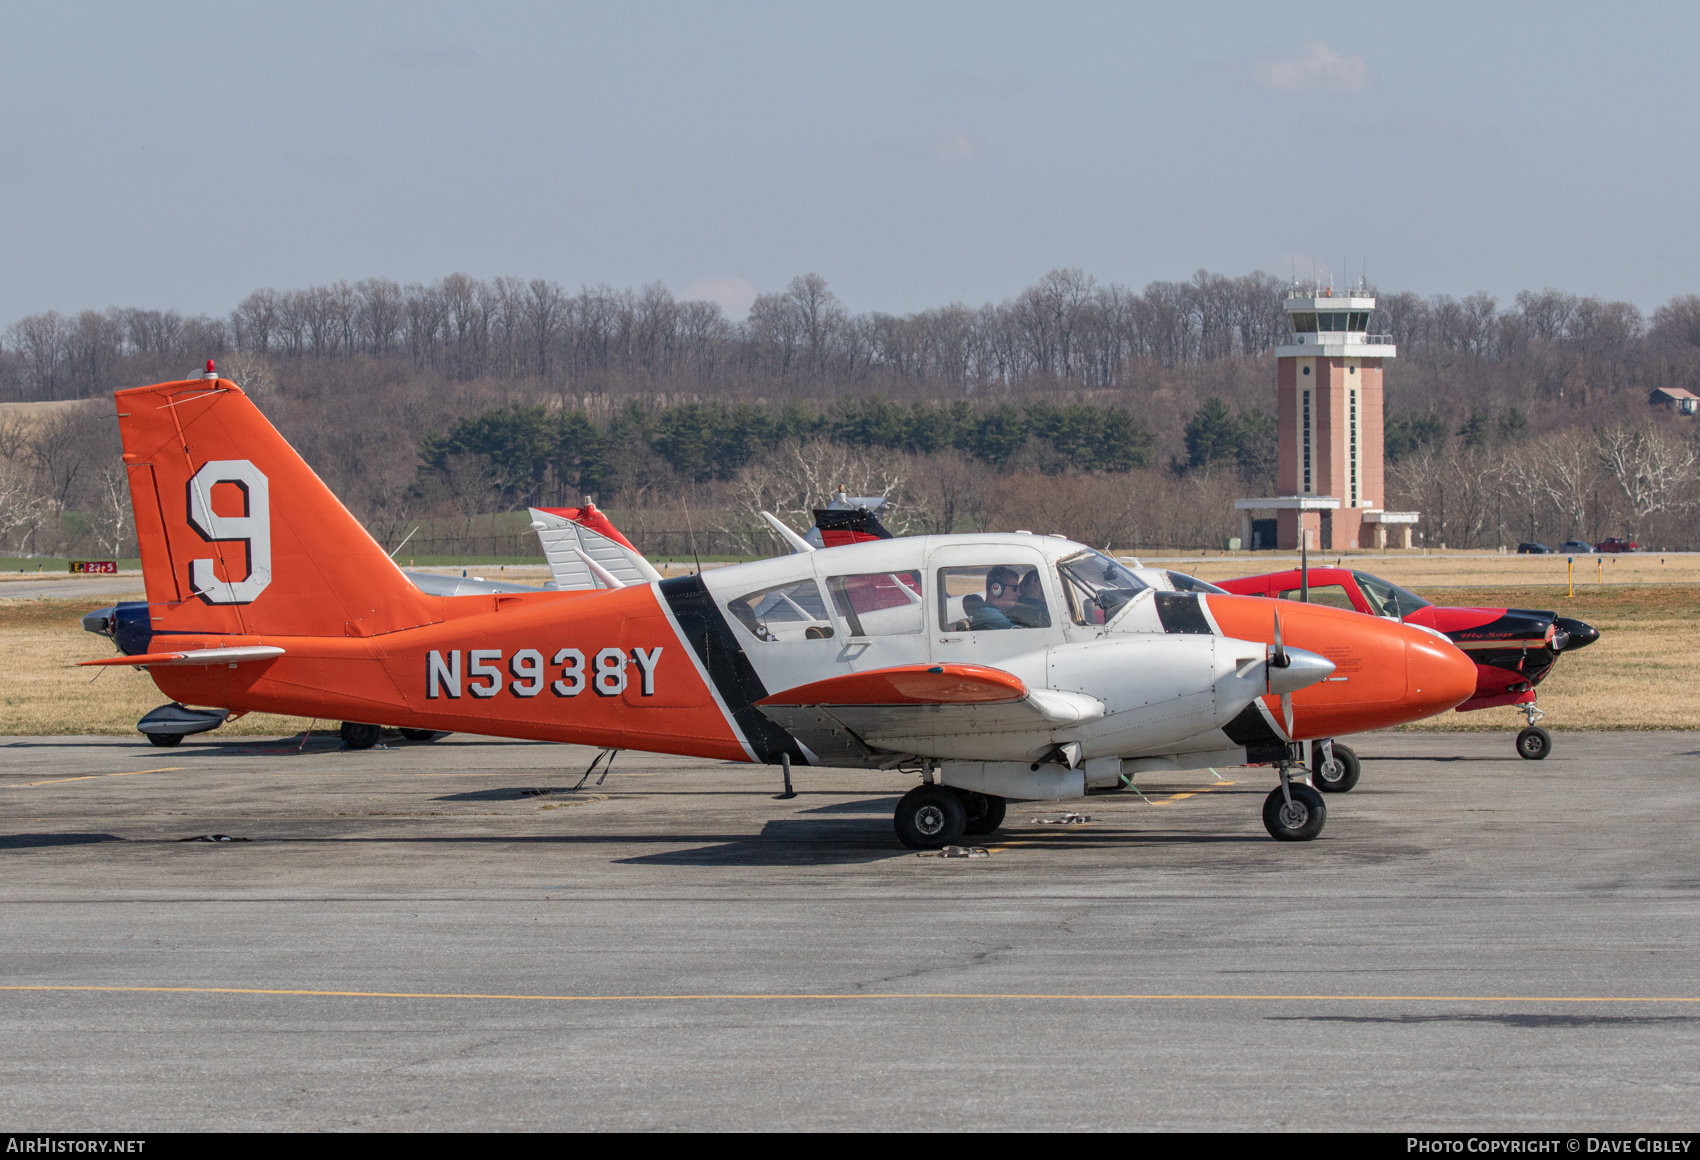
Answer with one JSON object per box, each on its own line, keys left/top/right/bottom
{"left": 1, "top": 729, "right": 1696, "bottom": 1131}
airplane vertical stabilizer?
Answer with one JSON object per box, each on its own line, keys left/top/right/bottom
{"left": 116, "top": 375, "right": 441, "bottom": 638}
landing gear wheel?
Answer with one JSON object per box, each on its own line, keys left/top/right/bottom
{"left": 1516, "top": 726, "right": 1552, "bottom": 761}
{"left": 145, "top": 732, "right": 182, "bottom": 748}
{"left": 894, "top": 785, "right": 967, "bottom": 850}
{"left": 339, "top": 721, "right": 380, "bottom": 750}
{"left": 398, "top": 728, "right": 438, "bottom": 742}
{"left": 1262, "top": 782, "right": 1327, "bottom": 841}
{"left": 1312, "top": 741, "right": 1361, "bottom": 793}
{"left": 959, "top": 791, "right": 1007, "bottom": 836}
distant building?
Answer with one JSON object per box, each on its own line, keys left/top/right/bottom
{"left": 1649, "top": 387, "right": 1700, "bottom": 415}
{"left": 1235, "top": 283, "right": 1419, "bottom": 550}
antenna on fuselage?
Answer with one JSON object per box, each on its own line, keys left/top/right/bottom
{"left": 682, "top": 497, "right": 703, "bottom": 576}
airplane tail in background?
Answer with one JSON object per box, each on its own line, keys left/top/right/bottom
{"left": 117, "top": 371, "right": 441, "bottom": 638}
{"left": 530, "top": 503, "right": 663, "bottom": 590}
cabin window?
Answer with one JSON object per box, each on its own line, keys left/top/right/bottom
{"left": 1277, "top": 584, "right": 1357, "bottom": 610}
{"left": 725, "top": 579, "right": 835, "bottom": 642}
{"left": 938, "top": 564, "right": 1054, "bottom": 631}
{"left": 827, "top": 570, "right": 924, "bottom": 637}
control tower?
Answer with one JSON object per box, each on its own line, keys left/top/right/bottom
{"left": 1235, "top": 281, "right": 1418, "bottom": 550}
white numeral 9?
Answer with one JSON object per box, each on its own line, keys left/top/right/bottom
{"left": 187, "top": 459, "right": 271, "bottom": 605}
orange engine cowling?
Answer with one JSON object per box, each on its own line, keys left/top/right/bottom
{"left": 1206, "top": 595, "right": 1478, "bottom": 739}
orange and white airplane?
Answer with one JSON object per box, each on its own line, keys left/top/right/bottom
{"left": 80, "top": 368, "right": 1475, "bottom": 846}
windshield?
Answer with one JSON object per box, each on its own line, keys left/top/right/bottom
{"left": 1165, "top": 570, "right": 1228, "bottom": 595}
{"left": 1058, "top": 550, "right": 1149, "bottom": 625}
{"left": 1353, "top": 571, "right": 1431, "bottom": 618}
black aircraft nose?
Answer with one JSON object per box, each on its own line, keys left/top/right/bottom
{"left": 1554, "top": 617, "right": 1600, "bottom": 651}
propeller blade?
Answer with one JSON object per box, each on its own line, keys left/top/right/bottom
{"left": 1281, "top": 691, "right": 1295, "bottom": 738}
{"left": 1271, "top": 608, "right": 1289, "bottom": 668}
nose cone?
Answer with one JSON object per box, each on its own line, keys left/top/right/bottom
{"left": 1554, "top": 617, "right": 1600, "bottom": 652}
{"left": 1404, "top": 630, "right": 1478, "bottom": 718}
{"left": 1269, "top": 646, "right": 1335, "bottom": 695}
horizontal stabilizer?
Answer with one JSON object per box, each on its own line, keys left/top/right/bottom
{"left": 79, "top": 645, "right": 285, "bottom": 669}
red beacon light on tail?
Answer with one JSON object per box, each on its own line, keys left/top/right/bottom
{"left": 204, "top": 360, "right": 218, "bottom": 381}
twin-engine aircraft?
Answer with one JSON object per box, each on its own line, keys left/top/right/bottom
{"left": 81, "top": 371, "right": 1475, "bottom": 847}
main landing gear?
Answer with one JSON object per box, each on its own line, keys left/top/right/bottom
{"left": 1515, "top": 703, "right": 1552, "bottom": 761}
{"left": 338, "top": 722, "right": 447, "bottom": 749}
{"left": 893, "top": 784, "right": 1007, "bottom": 849}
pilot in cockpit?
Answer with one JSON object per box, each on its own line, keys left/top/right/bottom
{"left": 960, "top": 565, "right": 1050, "bottom": 630}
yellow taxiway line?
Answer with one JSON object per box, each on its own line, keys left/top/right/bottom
{"left": 4, "top": 767, "right": 183, "bottom": 788}
{"left": 0, "top": 985, "right": 1696, "bottom": 1004}
{"left": 1155, "top": 781, "right": 1237, "bottom": 804}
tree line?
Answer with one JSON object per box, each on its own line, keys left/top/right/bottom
{"left": 9, "top": 269, "right": 1697, "bottom": 411}
{"left": 418, "top": 397, "right": 1156, "bottom": 508}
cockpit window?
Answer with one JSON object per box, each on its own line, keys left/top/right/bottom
{"left": 726, "top": 579, "right": 835, "bottom": 642}
{"left": 1353, "top": 571, "right": 1432, "bottom": 618}
{"left": 1165, "top": 570, "right": 1228, "bottom": 595}
{"left": 1057, "top": 550, "right": 1149, "bottom": 625}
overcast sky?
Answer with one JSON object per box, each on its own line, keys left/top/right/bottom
{"left": 3, "top": 1, "right": 1697, "bottom": 324}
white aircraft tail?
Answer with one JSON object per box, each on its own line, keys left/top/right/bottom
{"left": 529, "top": 504, "right": 663, "bottom": 590}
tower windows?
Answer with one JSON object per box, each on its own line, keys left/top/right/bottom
{"left": 1349, "top": 388, "right": 1359, "bottom": 507}
{"left": 1302, "top": 388, "right": 1313, "bottom": 493}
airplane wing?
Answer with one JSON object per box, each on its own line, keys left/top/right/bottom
{"left": 78, "top": 646, "right": 286, "bottom": 668}
{"left": 755, "top": 664, "right": 1105, "bottom": 765}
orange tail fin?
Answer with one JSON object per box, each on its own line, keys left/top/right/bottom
{"left": 117, "top": 375, "right": 440, "bottom": 638}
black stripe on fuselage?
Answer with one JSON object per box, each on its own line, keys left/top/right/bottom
{"left": 659, "top": 575, "right": 807, "bottom": 765}
{"left": 1223, "top": 701, "right": 1282, "bottom": 746}
{"left": 1154, "top": 592, "right": 1212, "bottom": 634}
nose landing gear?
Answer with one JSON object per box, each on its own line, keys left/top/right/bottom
{"left": 1311, "top": 739, "right": 1361, "bottom": 793}
{"left": 1263, "top": 760, "right": 1327, "bottom": 841}
{"left": 1515, "top": 704, "right": 1552, "bottom": 760}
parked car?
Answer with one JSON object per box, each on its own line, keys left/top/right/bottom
{"left": 1517, "top": 542, "right": 1554, "bottom": 554}
{"left": 1557, "top": 540, "right": 1594, "bottom": 553}
{"left": 1596, "top": 537, "right": 1639, "bottom": 553}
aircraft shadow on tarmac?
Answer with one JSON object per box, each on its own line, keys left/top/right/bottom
{"left": 1357, "top": 755, "right": 1511, "bottom": 763}
{"left": 615, "top": 818, "right": 1268, "bottom": 867}
{"left": 0, "top": 833, "right": 125, "bottom": 850}
{"left": 1271, "top": 1014, "right": 1700, "bottom": 1029}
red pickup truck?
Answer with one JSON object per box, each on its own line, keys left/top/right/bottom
{"left": 1595, "top": 537, "right": 1638, "bottom": 553}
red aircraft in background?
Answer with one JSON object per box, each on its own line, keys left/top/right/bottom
{"left": 1212, "top": 567, "right": 1599, "bottom": 766}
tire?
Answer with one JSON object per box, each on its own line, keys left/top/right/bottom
{"left": 339, "top": 721, "right": 381, "bottom": 750}
{"left": 894, "top": 785, "right": 967, "bottom": 850}
{"left": 960, "top": 791, "right": 1007, "bottom": 836}
{"left": 398, "top": 728, "right": 438, "bottom": 742}
{"left": 1262, "top": 782, "right": 1327, "bottom": 842}
{"left": 1312, "top": 741, "right": 1361, "bottom": 793}
{"left": 1516, "top": 725, "right": 1552, "bottom": 761}
{"left": 146, "top": 732, "right": 183, "bottom": 748}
